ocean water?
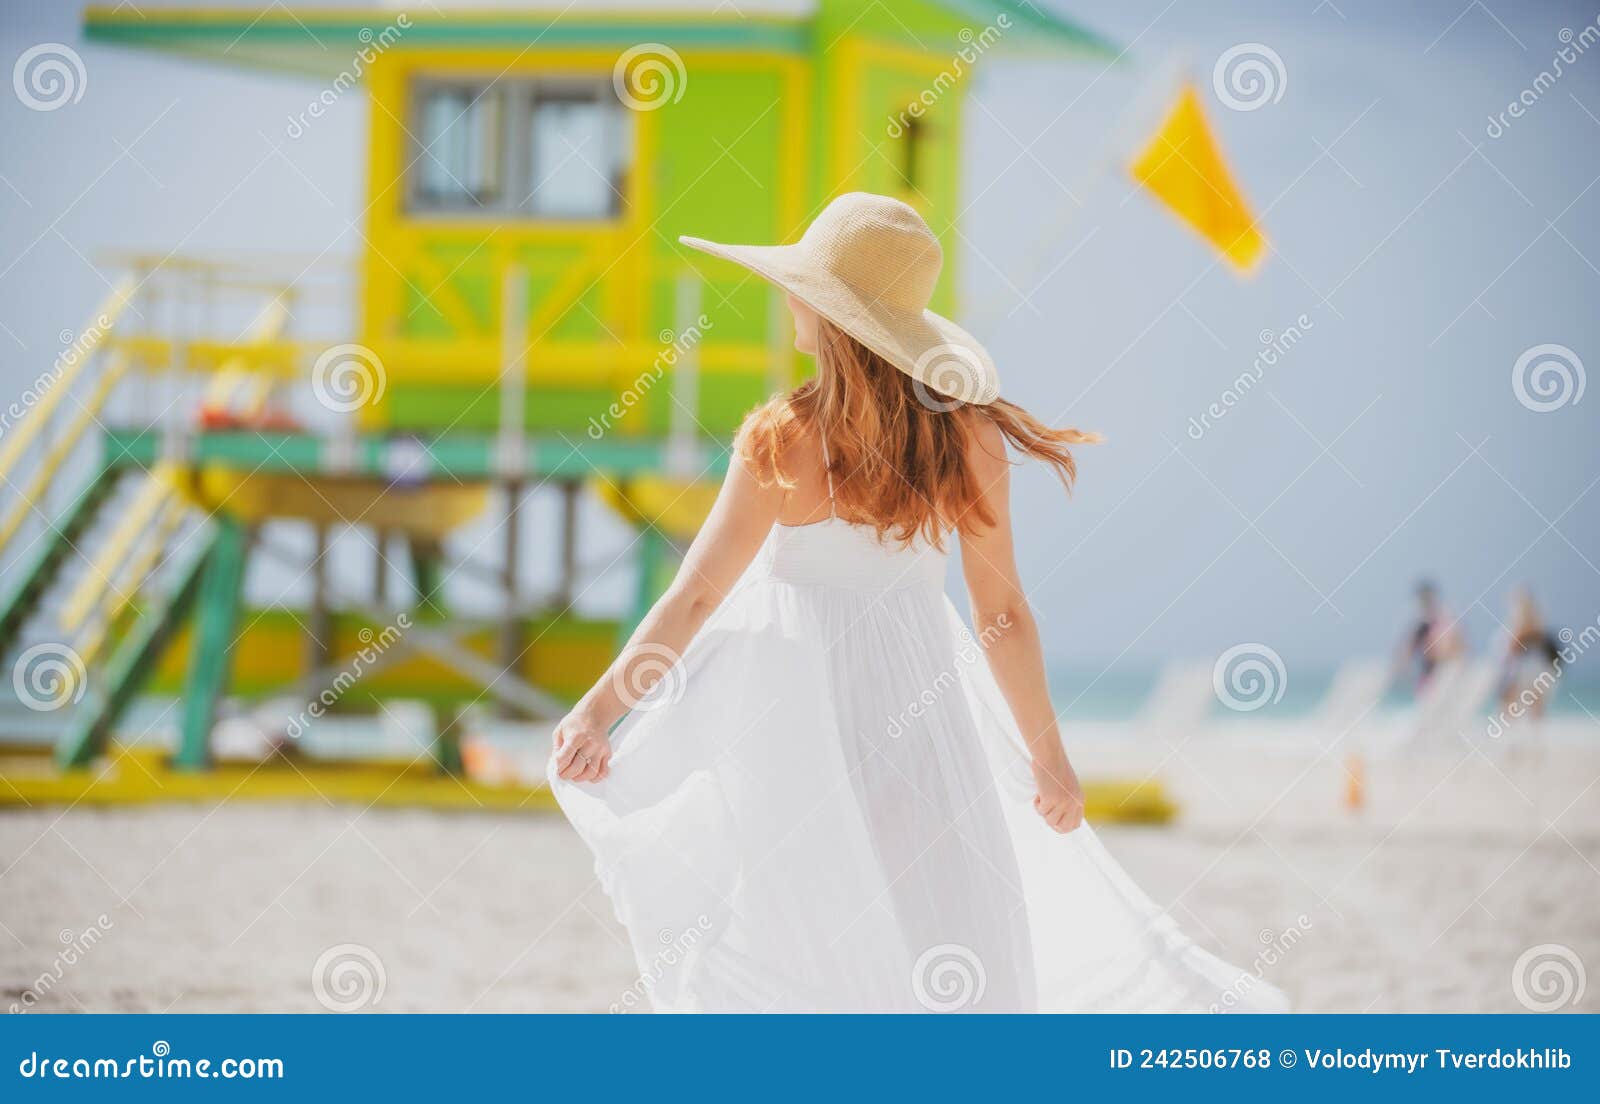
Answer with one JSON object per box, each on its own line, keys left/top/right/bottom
{"left": 1047, "top": 667, "right": 1600, "bottom": 724}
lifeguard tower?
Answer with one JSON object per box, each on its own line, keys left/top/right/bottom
{"left": 0, "top": 2, "right": 1148, "bottom": 804}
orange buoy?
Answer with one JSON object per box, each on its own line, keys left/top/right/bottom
{"left": 1343, "top": 752, "right": 1365, "bottom": 811}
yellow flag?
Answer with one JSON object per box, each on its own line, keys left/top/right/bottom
{"left": 1130, "top": 83, "right": 1267, "bottom": 273}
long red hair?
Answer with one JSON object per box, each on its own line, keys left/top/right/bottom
{"left": 738, "top": 319, "right": 1099, "bottom": 548}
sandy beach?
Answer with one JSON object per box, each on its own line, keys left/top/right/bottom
{"left": 3, "top": 735, "right": 1596, "bottom": 1013}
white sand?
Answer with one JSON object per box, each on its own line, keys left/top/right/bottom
{"left": 2, "top": 737, "right": 1596, "bottom": 1013}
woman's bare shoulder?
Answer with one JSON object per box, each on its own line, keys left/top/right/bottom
{"left": 963, "top": 410, "right": 1010, "bottom": 478}
{"left": 735, "top": 392, "right": 822, "bottom": 486}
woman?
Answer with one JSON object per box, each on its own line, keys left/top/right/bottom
{"left": 550, "top": 193, "right": 1287, "bottom": 1013}
{"left": 1399, "top": 579, "right": 1467, "bottom": 692}
{"left": 1496, "top": 586, "right": 1562, "bottom": 719}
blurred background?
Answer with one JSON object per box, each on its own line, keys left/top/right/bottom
{"left": 0, "top": 0, "right": 1595, "bottom": 1013}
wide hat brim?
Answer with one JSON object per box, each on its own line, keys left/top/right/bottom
{"left": 679, "top": 235, "right": 999, "bottom": 406}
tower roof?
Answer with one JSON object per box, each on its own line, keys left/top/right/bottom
{"left": 82, "top": 2, "right": 1117, "bottom": 79}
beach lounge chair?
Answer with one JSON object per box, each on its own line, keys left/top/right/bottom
{"left": 1409, "top": 659, "right": 1498, "bottom": 746}
{"left": 1132, "top": 661, "right": 1218, "bottom": 747}
{"left": 1306, "top": 658, "right": 1391, "bottom": 748}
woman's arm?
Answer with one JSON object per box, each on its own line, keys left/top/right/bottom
{"left": 958, "top": 418, "right": 1084, "bottom": 833}
{"left": 552, "top": 449, "right": 784, "bottom": 781}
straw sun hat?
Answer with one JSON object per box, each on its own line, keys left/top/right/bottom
{"left": 680, "top": 192, "right": 999, "bottom": 408}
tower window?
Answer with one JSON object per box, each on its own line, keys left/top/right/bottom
{"left": 407, "top": 77, "right": 629, "bottom": 219}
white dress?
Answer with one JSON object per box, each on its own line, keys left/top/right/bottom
{"left": 551, "top": 460, "right": 1289, "bottom": 1014}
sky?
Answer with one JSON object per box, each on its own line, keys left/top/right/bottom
{"left": 0, "top": 0, "right": 1596, "bottom": 676}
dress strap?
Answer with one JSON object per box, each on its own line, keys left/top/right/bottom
{"left": 820, "top": 435, "right": 837, "bottom": 519}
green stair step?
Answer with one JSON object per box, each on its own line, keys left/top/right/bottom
{"left": 56, "top": 526, "right": 218, "bottom": 770}
{"left": 0, "top": 462, "right": 121, "bottom": 655}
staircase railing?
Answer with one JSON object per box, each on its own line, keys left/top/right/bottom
{"left": 0, "top": 256, "right": 317, "bottom": 706}
{"left": 0, "top": 279, "right": 136, "bottom": 554}
{"left": 58, "top": 298, "right": 290, "bottom": 649}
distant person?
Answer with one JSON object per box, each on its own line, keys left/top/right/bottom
{"left": 1496, "top": 586, "right": 1562, "bottom": 717}
{"left": 1399, "top": 580, "right": 1466, "bottom": 691}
